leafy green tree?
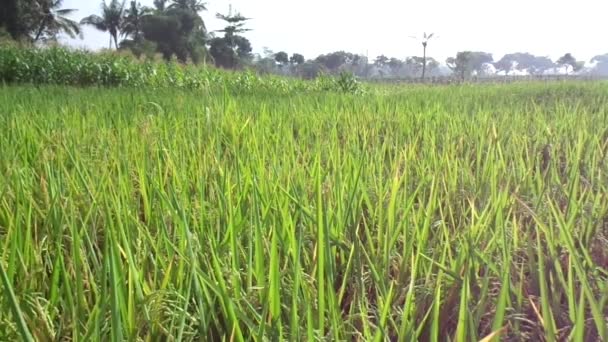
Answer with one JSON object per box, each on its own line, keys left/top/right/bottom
{"left": 406, "top": 56, "right": 425, "bottom": 76}
{"left": 298, "top": 61, "right": 325, "bottom": 79}
{"left": 425, "top": 58, "right": 440, "bottom": 75}
{"left": 252, "top": 53, "right": 278, "bottom": 74}
{"left": 446, "top": 52, "right": 470, "bottom": 80}
{"left": 1, "top": 0, "right": 79, "bottom": 42}
{"left": 290, "top": 53, "right": 304, "bottom": 65}
{"left": 406, "top": 56, "right": 438, "bottom": 77}
{"left": 315, "top": 51, "right": 362, "bottom": 73}
{"left": 590, "top": 54, "right": 608, "bottom": 76}
{"left": 374, "top": 55, "right": 389, "bottom": 67}
{"left": 494, "top": 53, "right": 555, "bottom": 75}
{"left": 119, "top": 36, "right": 158, "bottom": 59}
{"left": 446, "top": 51, "right": 493, "bottom": 80}
{"left": 494, "top": 54, "right": 516, "bottom": 75}
{"left": 141, "top": 7, "right": 207, "bottom": 62}
{"left": 209, "top": 35, "right": 252, "bottom": 68}
{"left": 209, "top": 7, "right": 252, "bottom": 69}
{"left": 556, "top": 53, "right": 583, "bottom": 75}
{"left": 274, "top": 51, "right": 289, "bottom": 66}
{"left": 0, "top": 0, "right": 29, "bottom": 40}
{"left": 346, "top": 54, "right": 368, "bottom": 77}
{"left": 526, "top": 56, "right": 554, "bottom": 75}
{"left": 387, "top": 57, "right": 403, "bottom": 75}
{"left": 469, "top": 52, "right": 493, "bottom": 75}
{"left": 32, "top": 0, "right": 81, "bottom": 42}
{"left": 141, "top": 13, "right": 181, "bottom": 58}
{"left": 81, "top": 0, "right": 126, "bottom": 49}
{"left": 139, "top": 0, "right": 208, "bottom": 63}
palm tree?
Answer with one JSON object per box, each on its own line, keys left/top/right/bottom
{"left": 121, "top": 1, "right": 151, "bottom": 41}
{"left": 169, "top": 0, "right": 207, "bottom": 12}
{"left": 32, "top": 0, "right": 81, "bottom": 42}
{"left": 80, "top": 0, "right": 126, "bottom": 49}
{"left": 215, "top": 5, "right": 250, "bottom": 40}
{"left": 410, "top": 32, "right": 436, "bottom": 80}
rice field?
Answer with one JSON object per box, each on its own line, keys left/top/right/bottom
{"left": 1, "top": 83, "right": 607, "bottom": 341}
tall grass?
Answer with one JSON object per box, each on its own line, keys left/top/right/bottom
{"left": 0, "top": 83, "right": 607, "bottom": 340}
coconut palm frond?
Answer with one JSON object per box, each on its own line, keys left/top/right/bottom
{"left": 80, "top": 14, "right": 108, "bottom": 31}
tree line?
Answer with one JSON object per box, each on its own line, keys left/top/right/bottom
{"left": 259, "top": 50, "right": 608, "bottom": 81}
{"left": 2, "top": 0, "right": 608, "bottom": 79}
{"left": 1, "top": 0, "right": 252, "bottom": 68}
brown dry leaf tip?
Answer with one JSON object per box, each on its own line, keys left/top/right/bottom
{"left": 479, "top": 325, "right": 508, "bottom": 342}
{"left": 527, "top": 296, "right": 545, "bottom": 327}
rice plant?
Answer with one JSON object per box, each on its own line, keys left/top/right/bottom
{"left": 0, "top": 82, "right": 607, "bottom": 341}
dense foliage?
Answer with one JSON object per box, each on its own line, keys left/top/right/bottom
{"left": 1, "top": 82, "right": 608, "bottom": 341}
{"left": 0, "top": 45, "right": 363, "bottom": 93}
{"left": 0, "top": 0, "right": 80, "bottom": 42}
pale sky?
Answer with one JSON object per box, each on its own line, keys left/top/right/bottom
{"left": 62, "top": 0, "right": 608, "bottom": 63}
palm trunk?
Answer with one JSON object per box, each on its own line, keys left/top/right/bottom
{"left": 113, "top": 34, "right": 119, "bottom": 50}
{"left": 109, "top": 34, "right": 112, "bottom": 49}
{"left": 421, "top": 43, "right": 427, "bottom": 81}
{"left": 34, "top": 17, "right": 48, "bottom": 42}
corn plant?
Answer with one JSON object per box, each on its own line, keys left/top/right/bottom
{"left": 0, "top": 45, "right": 364, "bottom": 94}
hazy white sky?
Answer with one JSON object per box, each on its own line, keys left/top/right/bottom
{"left": 63, "top": 0, "right": 607, "bottom": 63}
